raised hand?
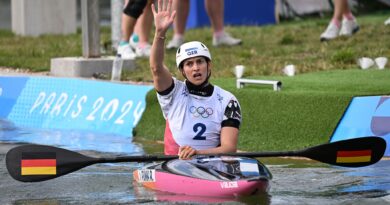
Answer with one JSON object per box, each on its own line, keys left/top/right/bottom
{"left": 151, "top": 0, "right": 176, "bottom": 36}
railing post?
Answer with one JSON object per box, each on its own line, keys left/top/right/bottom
{"left": 111, "top": 0, "right": 123, "bottom": 51}
{"left": 81, "top": 0, "right": 100, "bottom": 58}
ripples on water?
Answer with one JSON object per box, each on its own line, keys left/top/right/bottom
{"left": 1, "top": 119, "right": 390, "bottom": 205}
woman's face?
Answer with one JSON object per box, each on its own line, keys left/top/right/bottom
{"left": 181, "top": 57, "right": 211, "bottom": 85}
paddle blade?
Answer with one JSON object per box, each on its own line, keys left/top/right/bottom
{"left": 6, "top": 144, "right": 98, "bottom": 182}
{"left": 302, "top": 136, "right": 386, "bottom": 167}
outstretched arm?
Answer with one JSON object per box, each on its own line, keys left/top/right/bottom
{"left": 150, "top": 0, "right": 177, "bottom": 92}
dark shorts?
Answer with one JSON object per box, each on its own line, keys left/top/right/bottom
{"left": 123, "top": 0, "right": 148, "bottom": 19}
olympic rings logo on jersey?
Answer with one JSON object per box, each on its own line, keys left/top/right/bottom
{"left": 190, "top": 106, "right": 214, "bottom": 118}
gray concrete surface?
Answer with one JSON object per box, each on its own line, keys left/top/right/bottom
{"left": 11, "top": 0, "right": 77, "bottom": 36}
{"left": 50, "top": 56, "right": 135, "bottom": 78}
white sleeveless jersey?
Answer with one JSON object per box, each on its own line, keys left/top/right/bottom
{"left": 157, "top": 78, "right": 242, "bottom": 155}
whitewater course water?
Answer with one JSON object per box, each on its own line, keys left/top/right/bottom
{"left": 1, "top": 120, "right": 390, "bottom": 205}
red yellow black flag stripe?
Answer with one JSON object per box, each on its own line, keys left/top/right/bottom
{"left": 336, "top": 150, "right": 372, "bottom": 163}
{"left": 21, "top": 152, "right": 57, "bottom": 175}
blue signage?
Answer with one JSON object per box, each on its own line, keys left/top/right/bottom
{"left": 0, "top": 76, "right": 153, "bottom": 137}
{"left": 0, "top": 77, "right": 29, "bottom": 117}
{"left": 331, "top": 96, "right": 390, "bottom": 156}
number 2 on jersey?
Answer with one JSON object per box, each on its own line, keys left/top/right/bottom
{"left": 193, "top": 123, "right": 206, "bottom": 140}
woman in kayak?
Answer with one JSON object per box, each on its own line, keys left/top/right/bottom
{"left": 150, "top": 0, "right": 242, "bottom": 160}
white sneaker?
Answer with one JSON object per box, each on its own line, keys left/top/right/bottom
{"left": 340, "top": 18, "right": 359, "bottom": 36}
{"left": 129, "top": 34, "right": 139, "bottom": 49}
{"left": 212, "top": 32, "right": 242, "bottom": 47}
{"left": 117, "top": 43, "right": 136, "bottom": 59}
{"left": 385, "top": 17, "right": 390, "bottom": 25}
{"left": 320, "top": 22, "right": 340, "bottom": 41}
{"left": 166, "top": 36, "right": 184, "bottom": 50}
{"left": 135, "top": 43, "right": 151, "bottom": 57}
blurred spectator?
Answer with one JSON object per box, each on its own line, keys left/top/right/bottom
{"left": 320, "top": 0, "right": 359, "bottom": 41}
{"left": 166, "top": 0, "right": 242, "bottom": 49}
{"left": 117, "top": 0, "right": 153, "bottom": 59}
{"left": 130, "top": 2, "right": 154, "bottom": 57}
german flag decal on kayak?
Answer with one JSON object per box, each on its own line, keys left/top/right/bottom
{"left": 21, "top": 152, "right": 57, "bottom": 175}
{"left": 336, "top": 150, "right": 372, "bottom": 163}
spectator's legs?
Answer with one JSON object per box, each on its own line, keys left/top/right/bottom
{"left": 121, "top": 0, "right": 136, "bottom": 43}
{"left": 133, "top": 0, "right": 154, "bottom": 57}
{"left": 320, "top": 0, "right": 345, "bottom": 41}
{"left": 135, "top": 1, "right": 153, "bottom": 46}
{"left": 339, "top": 0, "right": 359, "bottom": 36}
{"left": 166, "top": 0, "right": 188, "bottom": 49}
{"left": 118, "top": 0, "right": 137, "bottom": 59}
{"left": 320, "top": 0, "right": 358, "bottom": 41}
{"left": 168, "top": 0, "right": 241, "bottom": 48}
{"left": 204, "top": 0, "right": 224, "bottom": 34}
{"left": 331, "top": 0, "right": 348, "bottom": 26}
{"left": 206, "top": 0, "right": 241, "bottom": 46}
{"left": 173, "top": 0, "right": 189, "bottom": 36}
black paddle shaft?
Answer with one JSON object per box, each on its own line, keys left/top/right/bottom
{"left": 6, "top": 136, "right": 386, "bottom": 182}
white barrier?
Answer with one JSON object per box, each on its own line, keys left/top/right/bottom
{"left": 236, "top": 78, "right": 282, "bottom": 91}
